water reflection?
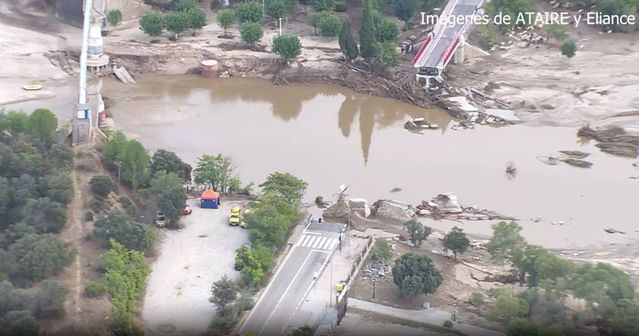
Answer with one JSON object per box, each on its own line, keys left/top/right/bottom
{"left": 107, "top": 76, "right": 449, "bottom": 163}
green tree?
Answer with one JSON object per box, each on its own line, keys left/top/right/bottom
{"left": 312, "top": 0, "right": 334, "bottom": 11}
{"left": 391, "top": 252, "right": 442, "bottom": 297}
{"left": 486, "top": 288, "right": 529, "bottom": 323}
{"left": 318, "top": 12, "right": 341, "bottom": 37}
{"left": 45, "top": 171, "right": 72, "bottom": 205}
{"left": 193, "top": 154, "right": 236, "bottom": 191}
{"left": 486, "top": 221, "right": 526, "bottom": 264}
{"left": 246, "top": 195, "right": 299, "bottom": 247}
{"left": 391, "top": 0, "right": 417, "bottom": 29}
{"left": 442, "top": 226, "right": 469, "bottom": 259}
{"left": 234, "top": 244, "right": 274, "bottom": 284}
{"left": 359, "top": 0, "right": 377, "bottom": 59}
{"left": 32, "top": 279, "right": 68, "bottom": 318}
{"left": 165, "top": 11, "right": 191, "bottom": 39}
{"left": 371, "top": 239, "right": 392, "bottom": 263}
{"left": 0, "top": 110, "right": 29, "bottom": 134}
{"left": 560, "top": 39, "right": 577, "bottom": 58}
{"left": 140, "top": 11, "right": 165, "bottom": 37}
{"left": 372, "top": 12, "right": 399, "bottom": 42}
{"left": 107, "top": 9, "right": 123, "bottom": 27}
{"left": 185, "top": 8, "right": 207, "bottom": 31}
{"left": 258, "top": 172, "right": 308, "bottom": 205}
{"left": 149, "top": 149, "right": 192, "bottom": 183}
{"left": 103, "top": 240, "right": 149, "bottom": 334}
{"left": 237, "top": 1, "right": 263, "bottom": 23}
{"left": 0, "top": 281, "right": 30, "bottom": 315}
{"left": 0, "top": 310, "right": 39, "bottom": 336}
{"left": 310, "top": 11, "right": 329, "bottom": 33}
{"left": 272, "top": 34, "right": 302, "bottom": 63}
{"left": 120, "top": 139, "right": 150, "bottom": 190}
{"left": 338, "top": 20, "right": 358, "bottom": 61}
{"left": 241, "top": 22, "right": 264, "bottom": 44}
{"left": 93, "top": 211, "right": 157, "bottom": 251}
{"left": 209, "top": 275, "right": 239, "bottom": 314}
{"left": 8, "top": 234, "right": 75, "bottom": 281}
{"left": 90, "top": 175, "right": 114, "bottom": 199}
{"left": 21, "top": 197, "right": 67, "bottom": 233}
{"left": 148, "top": 171, "right": 187, "bottom": 227}
{"left": 265, "top": 0, "right": 288, "bottom": 19}
{"left": 217, "top": 8, "right": 236, "bottom": 34}
{"left": 404, "top": 219, "right": 431, "bottom": 247}
{"left": 172, "top": 0, "right": 198, "bottom": 11}
{"left": 547, "top": 23, "right": 568, "bottom": 40}
{"left": 27, "top": 108, "right": 57, "bottom": 147}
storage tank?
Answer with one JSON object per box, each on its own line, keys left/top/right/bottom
{"left": 200, "top": 59, "right": 220, "bottom": 78}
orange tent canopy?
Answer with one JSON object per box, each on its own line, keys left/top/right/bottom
{"left": 201, "top": 189, "right": 220, "bottom": 200}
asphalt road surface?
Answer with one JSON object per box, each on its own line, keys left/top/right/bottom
{"left": 239, "top": 221, "right": 344, "bottom": 336}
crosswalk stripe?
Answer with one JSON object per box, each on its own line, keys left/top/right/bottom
{"left": 306, "top": 236, "right": 317, "bottom": 247}
{"left": 299, "top": 235, "right": 311, "bottom": 247}
{"left": 321, "top": 238, "right": 333, "bottom": 250}
{"left": 313, "top": 237, "right": 326, "bottom": 249}
{"left": 327, "top": 240, "right": 337, "bottom": 251}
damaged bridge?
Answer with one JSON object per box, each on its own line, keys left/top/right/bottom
{"left": 412, "top": 0, "right": 486, "bottom": 87}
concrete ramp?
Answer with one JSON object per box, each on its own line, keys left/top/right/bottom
{"left": 113, "top": 65, "right": 136, "bottom": 84}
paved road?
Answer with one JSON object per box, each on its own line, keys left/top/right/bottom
{"left": 239, "top": 221, "right": 344, "bottom": 336}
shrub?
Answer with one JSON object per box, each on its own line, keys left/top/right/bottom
{"left": 84, "top": 281, "right": 106, "bottom": 298}
{"left": 265, "top": 0, "right": 288, "bottom": 19}
{"left": 165, "top": 11, "right": 191, "bottom": 38}
{"left": 84, "top": 211, "right": 94, "bottom": 221}
{"left": 93, "top": 211, "right": 156, "bottom": 251}
{"left": 217, "top": 8, "right": 236, "bottom": 34}
{"left": 185, "top": 8, "right": 207, "bottom": 31}
{"left": 317, "top": 12, "right": 341, "bottom": 37}
{"left": 33, "top": 280, "right": 69, "bottom": 318}
{"left": 107, "top": 9, "right": 123, "bottom": 27}
{"left": 371, "top": 239, "right": 392, "bottom": 263}
{"left": 90, "top": 175, "right": 114, "bottom": 199}
{"left": 272, "top": 34, "right": 302, "bottom": 63}
{"left": 443, "top": 320, "right": 454, "bottom": 328}
{"left": 312, "top": 0, "right": 334, "bottom": 11}
{"left": 470, "top": 292, "right": 484, "bottom": 306}
{"left": 8, "top": 234, "right": 75, "bottom": 281}
{"left": 334, "top": 0, "right": 346, "bottom": 11}
{"left": 392, "top": 252, "right": 442, "bottom": 297}
{"left": 560, "top": 39, "right": 577, "bottom": 58}
{"left": 237, "top": 1, "right": 263, "bottom": 23}
{"left": 379, "top": 41, "right": 400, "bottom": 69}
{"left": 240, "top": 22, "right": 264, "bottom": 44}
{"left": 0, "top": 310, "right": 39, "bottom": 336}
{"left": 140, "top": 11, "right": 165, "bottom": 37}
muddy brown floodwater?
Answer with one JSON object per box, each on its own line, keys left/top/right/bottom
{"left": 103, "top": 75, "right": 638, "bottom": 250}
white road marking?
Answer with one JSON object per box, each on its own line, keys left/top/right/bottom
{"left": 327, "top": 240, "right": 337, "bottom": 251}
{"left": 298, "top": 235, "right": 311, "bottom": 247}
{"left": 259, "top": 251, "right": 314, "bottom": 336}
{"left": 313, "top": 237, "right": 326, "bottom": 249}
{"left": 306, "top": 236, "right": 317, "bottom": 247}
{"left": 321, "top": 238, "right": 333, "bottom": 250}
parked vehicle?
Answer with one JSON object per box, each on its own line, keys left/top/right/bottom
{"left": 229, "top": 207, "right": 247, "bottom": 228}
{"left": 182, "top": 205, "right": 192, "bottom": 215}
{"left": 155, "top": 211, "right": 166, "bottom": 227}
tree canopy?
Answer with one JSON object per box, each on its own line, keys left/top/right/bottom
{"left": 210, "top": 275, "right": 239, "bottom": 314}
{"left": 93, "top": 211, "right": 157, "bottom": 251}
{"left": 258, "top": 172, "right": 307, "bottom": 205}
{"left": 272, "top": 34, "right": 302, "bottom": 63}
{"left": 392, "top": 252, "right": 442, "bottom": 296}
{"left": 404, "top": 219, "right": 431, "bottom": 247}
{"left": 194, "top": 154, "right": 236, "bottom": 191}
{"left": 442, "top": 226, "right": 469, "bottom": 259}
{"left": 148, "top": 171, "right": 187, "bottom": 227}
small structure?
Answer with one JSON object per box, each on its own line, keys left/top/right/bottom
{"left": 200, "top": 189, "right": 220, "bottom": 209}
{"left": 200, "top": 59, "right": 219, "bottom": 78}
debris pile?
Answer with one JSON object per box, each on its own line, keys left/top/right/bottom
{"left": 538, "top": 150, "right": 594, "bottom": 168}
{"left": 370, "top": 200, "right": 416, "bottom": 222}
{"left": 500, "top": 26, "right": 547, "bottom": 50}
{"left": 578, "top": 125, "right": 639, "bottom": 158}
{"left": 361, "top": 263, "right": 392, "bottom": 280}
{"left": 404, "top": 117, "right": 439, "bottom": 131}
{"left": 323, "top": 196, "right": 351, "bottom": 221}
{"left": 417, "top": 193, "right": 515, "bottom": 221}
{"left": 349, "top": 198, "right": 370, "bottom": 218}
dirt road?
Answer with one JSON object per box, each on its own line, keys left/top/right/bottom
{"left": 142, "top": 198, "right": 250, "bottom": 336}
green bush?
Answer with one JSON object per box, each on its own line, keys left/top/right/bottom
{"left": 560, "top": 39, "right": 577, "bottom": 58}
{"left": 107, "top": 9, "right": 123, "bottom": 26}
{"left": 237, "top": 1, "right": 263, "bottom": 23}
{"left": 84, "top": 281, "right": 107, "bottom": 298}
{"left": 272, "top": 34, "right": 302, "bottom": 63}
{"left": 140, "top": 11, "right": 165, "bottom": 37}
{"left": 379, "top": 42, "right": 400, "bottom": 69}
{"left": 443, "top": 319, "right": 453, "bottom": 328}
{"left": 89, "top": 198, "right": 102, "bottom": 213}
{"left": 90, "top": 175, "right": 114, "bottom": 199}
{"left": 265, "top": 0, "right": 289, "bottom": 19}
{"left": 93, "top": 211, "right": 156, "bottom": 251}
{"left": 8, "top": 234, "right": 75, "bottom": 281}
{"left": 371, "top": 239, "right": 392, "bottom": 263}
{"left": 334, "top": 0, "right": 346, "bottom": 11}
{"left": 317, "top": 12, "right": 341, "bottom": 37}
{"left": 0, "top": 310, "right": 39, "bottom": 336}
{"left": 33, "top": 280, "right": 69, "bottom": 318}
{"left": 240, "top": 22, "right": 264, "bottom": 44}
{"left": 312, "top": 0, "right": 334, "bottom": 11}
{"left": 217, "top": 8, "right": 236, "bottom": 33}
{"left": 470, "top": 292, "right": 484, "bottom": 306}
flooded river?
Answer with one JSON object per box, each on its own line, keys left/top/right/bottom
{"left": 100, "top": 75, "right": 638, "bottom": 249}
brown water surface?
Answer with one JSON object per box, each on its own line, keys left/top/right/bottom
{"left": 103, "top": 75, "right": 638, "bottom": 249}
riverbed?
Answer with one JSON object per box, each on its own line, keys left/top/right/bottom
{"left": 98, "top": 74, "right": 639, "bottom": 250}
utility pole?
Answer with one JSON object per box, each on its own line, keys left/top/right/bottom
{"left": 372, "top": 279, "right": 376, "bottom": 299}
